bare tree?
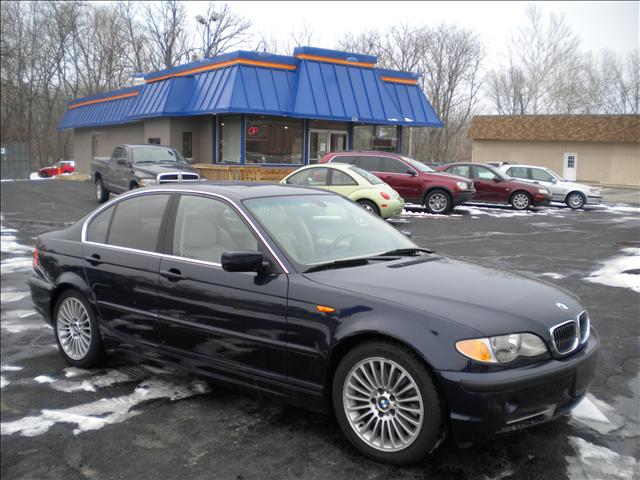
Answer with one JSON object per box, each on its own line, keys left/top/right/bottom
{"left": 116, "top": 1, "right": 152, "bottom": 75}
{"left": 194, "top": 3, "right": 252, "bottom": 58}
{"left": 143, "top": 0, "right": 193, "bottom": 69}
{"left": 258, "top": 22, "right": 316, "bottom": 55}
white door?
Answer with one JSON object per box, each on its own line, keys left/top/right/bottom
{"left": 563, "top": 153, "right": 577, "bottom": 181}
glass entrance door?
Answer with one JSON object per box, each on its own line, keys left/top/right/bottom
{"left": 308, "top": 129, "right": 348, "bottom": 164}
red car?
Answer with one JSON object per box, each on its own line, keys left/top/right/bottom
{"left": 38, "top": 161, "right": 75, "bottom": 178}
{"left": 437, "top": 162, "right": 552, "bottom": 210}
{"left": 319, "top": 151, "right": 475, "bottom": 214}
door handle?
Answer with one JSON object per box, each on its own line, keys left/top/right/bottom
{"left": 160, "top": 268, "right": 183, "bottom": 281}
{"left": 85, "top": 253, "right": 102, "bottom": 265}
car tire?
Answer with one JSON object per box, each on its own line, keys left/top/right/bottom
{"left": 332, "top": 341, "right": 444, "bottom": 466}
{"left": 510, "top": 191, "right": 531, "bottom": 210}
{"left": 424, "top": 189, "right": 451, "bottom": 214}
{"left": 357, "top": 199, "right": 381, "bottom": 216}
{"left": 566, "top": 191, "right": 586, "bottom": 210}
{"left": 53, "top": 290, "right": 105, "bottom": 368}
{"left": 95, "top": 178, "right": 109, "bottom": 203}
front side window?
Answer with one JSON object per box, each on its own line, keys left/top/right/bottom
{"left": 380, "top": 157, "right": 409, "bottom": 174}
{"left": 473, "top": 166, "right": 499, "bottom": 181}
{"left": 449, "top": 165, "right": 471, "bottom": 178}
{"left": 86, "top": 206, "right": 114, "bottom": 244}
{"left": 131, "top": 147, "right": 186, "bottom": 165}
{"left": 107, "top": 194, "right": 170, "bottom": 252}
{"left": 286, "top": 168, "right": 329, "bottom": 186}
{"left": 349, "top": 166, "right": 383, "bottom": 185}
{"left": 172, "top": 195, "right": 257, "bottom": 264}
{"left": 244, "top": 194, "right": 415, "bottom": 269}
{"left": 245, "top": 116, "right": 303, "bottom": 164}
{"left": 330, "top": 170, "right": 357, "bottom": 186}
{"left": 531, "top": 168, "right": 555, "bottom": 182}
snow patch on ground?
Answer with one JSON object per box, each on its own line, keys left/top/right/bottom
{"left": 64, "top": 367, "right": 92, "bottom": 378}
{"left": 566, "top": 436, "right": 638, "bottom": 480}
{"left": 0, "top": 377, "right": 211, "bottom": 437}
{"left": 28, "top": 172, "right": 52, "bottom": 180}
{"left": 585, "top": 248, "right": 640, "bottom": 293}
{"left": 0, "top": 376, "right": 8, "bottom": 388}
{"left": 1, "top": 366, "right": 23, "bottom": 372}
{"left": 539, "top": 272, "right": 566, "bottom": 280}
{"left": 401, "top": 209, "right": 462, "bottom": 218}
{"left": 1, "top": 290, "right": 30, "bottom": 303}
{"left": 50, "top": 369, "right": 133, "bottom": 393}
{"left": 1, "top": 233, "right": 32, "bottom": 254}
{"left": 570, "top": 395, "right": 615, "bottom": 434}
{"left": 34, "top": 376, "right": 55, "bottom": 384}
{"left": 0, "top": 257, "right": 33, "bottom": 275}
{"left": 1, "top": 321, "right": 52, "bottom": 334}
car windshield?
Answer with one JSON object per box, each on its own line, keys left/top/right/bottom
{"left": 400, "top": 156, "right": 434, "bottom": 173}
{"left": 546, "top": 169, "right": 564, "bottom": 181}
{"left": 132, "top": 147, "right": 186, "bottom": 165}
{"left": 244, "top": 194, "right": 417, "bottom": 271}
{"left": 349, "top": 166, "right": 383, "bottom": 185}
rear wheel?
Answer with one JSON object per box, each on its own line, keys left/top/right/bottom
{"left": 566, "top": 191, "right": 586, "bottom": 209}
{"left": 95, "top": 177, "right": 109, "bottom": 203}
{"left": 424, "top": 190, "right": 451, "bottom": 214}
{"left": 510, "top": 191, "right": 531, "bottom": 210}
{"left": 332, "top": 341, "right": 444, "bottom": 465}
{"left": 357, "top": 199, "right": 381, "bottom": 216}
{"left": 53, "top": 290, "right": 105, "bottom": 368}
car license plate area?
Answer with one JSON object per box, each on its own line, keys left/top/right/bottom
{"left": 572, "top": 355, "right": 597, "bottom": 397}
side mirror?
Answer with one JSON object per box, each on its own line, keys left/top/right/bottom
{"left": 407, "top": 170, "right": 417, "bottom": 176}
{"left": 221, "top": 251, "right": 267, "bottom": 273}
{"left": 492, "top": 177, "right": 501, "bottom": 182}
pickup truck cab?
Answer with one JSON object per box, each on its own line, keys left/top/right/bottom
{"left": 92, "top": 144, "right": 201, "bottom": 203}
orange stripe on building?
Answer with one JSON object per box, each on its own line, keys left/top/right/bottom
{"left": 295, "top": 54, "right": 376, "bottom": 68}
{"left": 69, "top": 91, "right": 139, "bottom": 109}
{"left": 380, "top": 76, "right": 419, "bottom": 85}
{"left": 146, "top": 58, "right": 297, "bottom": 83}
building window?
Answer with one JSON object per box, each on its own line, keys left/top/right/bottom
{"left": 353, "top": 125, "right": 398, "bottom": 152}
{"left": 217, "top": 116, "right": 241, "bottom": 163}
{"left": 182, "top": 132, "right": 192, "bottom": 159}
{"left": 245, "top": 116, "right": 303, "bottom": 164}
{"left": 148, "top": 138, "right": 161, "bottom": 145}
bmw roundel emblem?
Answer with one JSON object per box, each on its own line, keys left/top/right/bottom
{"left": 556, "top": 302, "right": 570, "bottom": 311}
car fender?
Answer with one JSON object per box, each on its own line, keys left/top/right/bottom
{"left": 49, "top": 270, "right": 95, "bottom": 319}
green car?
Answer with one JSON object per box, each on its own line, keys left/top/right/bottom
{"left": 280, "top": 163, "right": 405, "bottom": 219}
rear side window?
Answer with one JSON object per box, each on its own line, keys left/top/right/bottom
{"left": 507, "top": 167, "right": 529, "bottom": 179}
{"left": 330, "top": 155, "right": 358, "bottom": 165}
{"left": 107, "top": 194, "right": 170, "bottom": 252}
{"left": 86, "top": 206, "right": 114, "bottom": 243}
{"left": 448, "top": 165, "right": 471, "bottom": 178}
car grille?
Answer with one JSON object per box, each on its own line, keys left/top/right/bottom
{"left": 550, "top": 311, "right": 589, "bottom": 355}
{"left": 157, "top": 172, "right": 200, "bottom": 183}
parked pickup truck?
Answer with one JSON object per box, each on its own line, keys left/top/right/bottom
{"left": 92, "top": 144, "right": 201, "bottom": 203}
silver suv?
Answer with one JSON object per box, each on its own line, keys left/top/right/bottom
{"left": 499, "top": 164, "right": 602, "bottom": 209}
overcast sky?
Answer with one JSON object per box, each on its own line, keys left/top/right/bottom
{"left": 183, "top": 0, "right": 639, "bottom": 65}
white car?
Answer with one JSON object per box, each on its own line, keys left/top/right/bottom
{"left": 498, "top": 164, "right": 602, "bottom": 209}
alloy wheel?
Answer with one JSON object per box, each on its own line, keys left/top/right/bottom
{"left": 512, "top": 193, "right": 530, "bottom": 210}
{"left": 343, "top": 357, "right": 424, "bottom": 452}
{"left": 568, "top": 193, "right": 584, "bottom": 209}
{"left": 427, "top": 193, "right": 448, "bottom": 213}
{"left": 56, "top": 297, "right": 92, "bottom": 360}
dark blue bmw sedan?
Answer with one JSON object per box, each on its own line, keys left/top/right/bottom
{"left": 28, "top": 183, "right": 598, "bottom": 465}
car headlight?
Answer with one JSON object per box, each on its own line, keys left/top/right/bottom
{"left": 538, "top": 188, "right": 550, "bottom": 194}
{"left": 139, "top": 178, "right": 157, "bottom": 186}
{"left": 456, "top": 333, "right": 547, "bottom": 363}
{"left": 456, "top": 182, "right": 469, "bottom": 191}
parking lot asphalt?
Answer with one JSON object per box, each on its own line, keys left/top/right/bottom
{"left": 1, "top": 180, "right": 639, "bottom": 480}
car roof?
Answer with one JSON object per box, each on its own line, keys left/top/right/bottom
{"left": 329, "top": 150, "right": 400, "bottom": 157}
{"left": 297, "top": 163, "right": 355, "bottom": 172}
{"left": 143, "top": 182, "right": 334, "bottom": 200}
{"left": 498, "top": 164, "right": 547, "bottom": 169}
{"left": 120, "top": 144, "right": 177, "bottom": 149}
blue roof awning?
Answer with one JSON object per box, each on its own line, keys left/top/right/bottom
{"left": 59, "top": 48, "right": 443, "bottom": 129}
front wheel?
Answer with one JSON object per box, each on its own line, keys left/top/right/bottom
{"left": 332, "top": 341, "right": 444, "bottom": 465}
{"left": 95, "top": 178, "right": 109, "bottom": 203}
{"left": 357, "top": 199, "right": 381, "bottom": 216}
{"left": 510, "top": 191, "right": 531, "bottom": 210}
{"left": 53, "top": 290, "right": 105, "bottom": 368}
{"left": 566, "top": 192, "right": 586, "bottom": 209}
{"left": 424, "top": 190, "right": 451, "bottom": 214}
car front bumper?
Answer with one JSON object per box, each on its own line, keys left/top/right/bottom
{"left": 532, "top": 193, "right": 552, "bottom": 206}
{"left": 435, "top": 329, "right": 599, "bottom": 442}
{"left": 587, "top": 195, "right": 602, "bottom": 205}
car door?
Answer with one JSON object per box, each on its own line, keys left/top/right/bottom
{"left": 372, "top": 156, "right": 418, "bottom": 200}
{"left": 328, "top": 169, "right": 359, "bottom": 198}
{"left": 83, "top": 192, "right": 171, "bottom": 345}
{"left": 106, "top": 147, "right": 127, "bottom": 192}
{"left": 156, "top": 193, "right": 289, "bottom": 391}
{"left": 471, "top": 165, "right": 509, "bottom": 202}
{"left": 530, "top": 167, "right": 562, "bottom": 200}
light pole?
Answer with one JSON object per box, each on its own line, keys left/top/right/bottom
{"left": 196, "top": 13, "right": 220, "bottom": 58}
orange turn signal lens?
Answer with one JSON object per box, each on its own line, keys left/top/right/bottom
{"left": 316, "top": 305, "right": 336, "bottom": 313}
{"left": 455, "top": 339, "right": 497, "bottom": 363}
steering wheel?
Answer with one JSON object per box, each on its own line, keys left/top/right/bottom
{"left": 328, "top": 233, "right": 358, "bottom": 251}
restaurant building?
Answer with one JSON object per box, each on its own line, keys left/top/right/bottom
{"left": 60, "top": 47, "right": 442, "bottom": 175}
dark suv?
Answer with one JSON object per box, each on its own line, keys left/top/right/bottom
{"left": 320, "top": 151, "right": 475, "bottom": 214}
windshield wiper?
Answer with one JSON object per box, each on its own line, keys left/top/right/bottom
{"left": 303, "top": 258, "right": 371, "bottom": 273}
{"left": 375, "top": 247, "right": 434, "bottom": 257}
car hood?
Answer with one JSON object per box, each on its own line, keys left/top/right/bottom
{"left": 304, "top": 256, "right": 584, "bottom": 337}
{"left": 423, "top": 171, "right": 470, "bottom": 183}
{"left": 135, "top": 164, "right": 198, "bottom": 177}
